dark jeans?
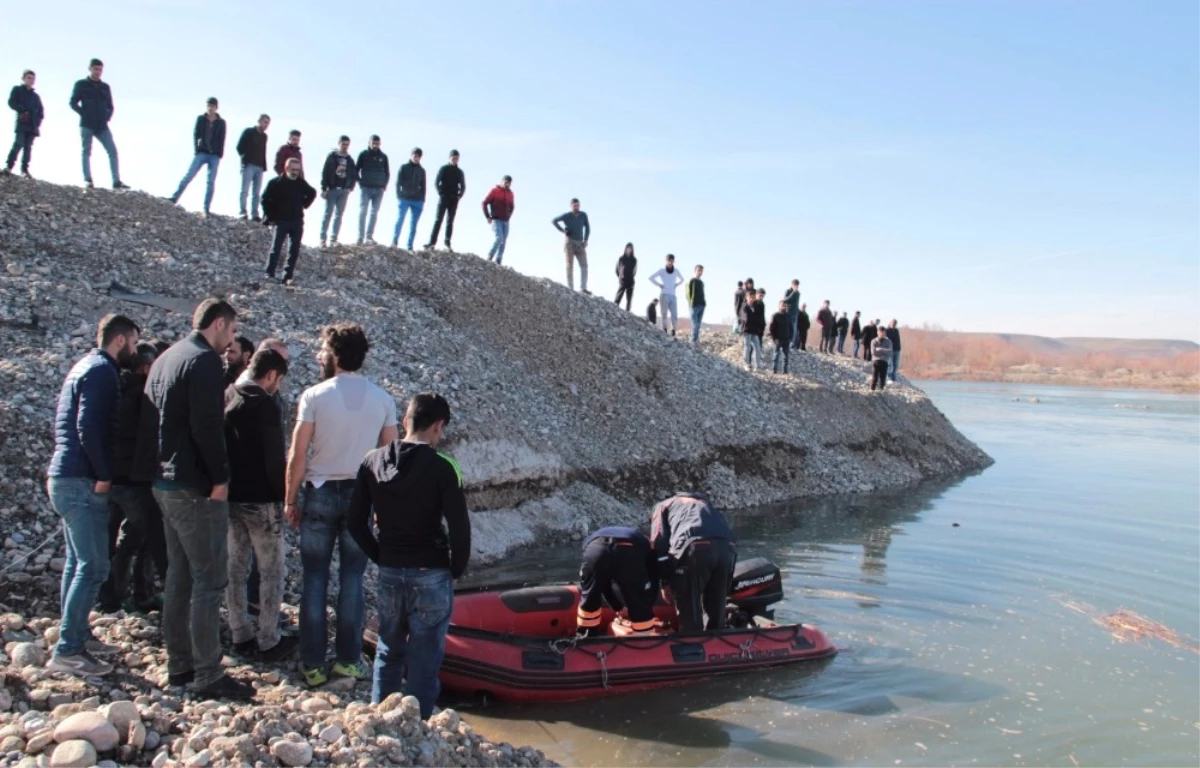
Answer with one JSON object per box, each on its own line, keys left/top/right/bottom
{"left": 266, "top": 220, "right": 303, "bottom": 279}
{"left": 669, "top": 539, "right": 735, "bottom": 632}
{"left": 47, "top": 477, "right": 110, "bottom": 657}
{"left": 614, "top": 282, "right": 635, "bottom": 311}
{"left": 5, "top": 132, "right": 34, "bottom": 172}
{"left": 372, "top": 567, "right": 453, "bottom": 718}
{"left": 578, "top": 538, "right": 656, "bottom": 632}
{"left": 154, "top": 487, "right": 230, "bottom": 689}
{"left": 772, "top": 343, "right": 790, "bottom": 374}
{"left": 871, "top": 359, "right": 889, "bottom": 390}
{"left": 99, "top": 484, "right": 167, "bottom": 608}
{"left": 428, "top": 197, "right": 459, "bottom": 246}
{"left": 836, "top": 331, "right": 847, "bottom": 354}
{"left": 300, "top": 481, "right": 368, "bottom": 668}
{"left": 796, "top": 328, "right": 808, "bottom": 351}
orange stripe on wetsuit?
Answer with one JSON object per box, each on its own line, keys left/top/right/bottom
{"left": 576, "top": 606, "right": 603, "bottom": 628}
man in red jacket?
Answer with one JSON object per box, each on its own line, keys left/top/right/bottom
{"left": 273, "top": 130, "right": 302, "bottom": 176}
{"left": 481, "top": 175, "right": 514, "bottom": 264}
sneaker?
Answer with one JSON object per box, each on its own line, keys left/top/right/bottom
{"left": 20, "top": 171, "right": 31, "bottom": 179}
{"left": 283, "top": 277, "right": 297, "bottom": 287}
{"left": 113, "top": 181, "right": 130, "bottom": 190}
{"left": 444, "top": 243, "right": 454, "bottom": 252}
{"left": 319, "top": 239, "right": 327, "bottom": 248}
{"left": 355, "top": 238, "right": 364, "bottom": 246}
{"left": 251, "top": 215, "right": 262, "bottom": 223}
{"left": 330, "top": 660, "right": 369, "bottom": 680}
{"left": 365, "top": 237, "right": 376, "bottom": 245}
{"left": 196, "top": 674, "right": 256, "bottom": 701}
{"left": 422, "top": 242, "right": 435, "bottom": 250}
{"left": 232, "top": 639, "right": 257, "bottom": 658}
{"left": 258, "top": 636, "right": 299, "bottom": 664}
{"left": 301, "top": 665, "right": 328, "bottom": 688}
{"left": 167, "top": 670, "right": 195, "bottom": 687}
{"left": 390, "top": 240, "right": 398, "bottom": 248}
{"left": 581, "top": 290, "right": 593, "bottom": 296}
{"left": 85, "top": 180, "right": 94, "bottom": 188}
{"left": 239, "top": 212, "right": 248, "bottom": 220}
{"left": 47, "top": 651, "right": 112, "bottom": 677}
{"left": 85, "top": 639, "right": 120, "bottom": 656}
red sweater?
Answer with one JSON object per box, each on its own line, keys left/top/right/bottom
{"left": 482, "top": 186, "right": 515, "bottom": 221}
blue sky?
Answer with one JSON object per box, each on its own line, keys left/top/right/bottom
{"left": 4, "top": 0, "right": 1197, "bottom": 340}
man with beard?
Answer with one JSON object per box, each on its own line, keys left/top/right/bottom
{"left": 262, "top": 157, "right": 317, "bottom": 285}
{"left": 795, "top": 302, "right": 810, "bottom": 351}
{"left": 224, "top": 335, "right": 254, "bottom": 386}
{"left": 649, "top": 254, "right": 685, "bottom": 337}
{"left": 816, "top": 300, "right": 834, "bottom": 354}
{"left": 285, "top": 323, "right": 398, "bottom": 688}
{"left": 46, "top": 313, "right": 141, "bottom": 676}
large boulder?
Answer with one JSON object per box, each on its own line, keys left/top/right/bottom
{"left": 53, "top": 711, "right": 119, "bottom": 752}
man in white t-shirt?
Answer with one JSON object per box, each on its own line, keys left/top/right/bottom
{"left": 284, "top": 323, "right": 398, "bottom": 687}
{"left": 649, "top": 253, "right": 685, "bottom": 337}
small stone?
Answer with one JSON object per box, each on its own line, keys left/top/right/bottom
{"left": 24, "top": 730, "right": 55, "bottom": 753}
{"left": 128, "top": 721, "right": 146, "bottom": 750}
{"left": 144, "top": 730, "right": 161, "bottom": 751}
{"left": 10, "top": 643, "right": 43, "bottom": 668}
{"left": 400, "top": 696, "right": 422, "bottom": 719}
{"left": 299, "top": 698, "right": 331, "bottom": 714}
{"left": 429, "top": 708, "right": 460, "bottom": 732}
{"left": 53, "top": 711, "right": 119, "bottom": 752}
{"left": 0, "top": 689, "right": 11, "bottom": 712}
{"left": 151, "top": 751, "right": 169, "bottom": 768}
{"left": 42, "top": 628, "right": 59, "bottom": 647}
{"left": 317, "top": 725, "right": 342, "bottom": 743}
{"left": 0, "top": 735, "right": 25, "bottom": 752}
{"left": 48, "top": 740, "right": 95, "bottom": 768}
{"left": 101, "top": 700, "right": 139, "bottom": 734}
{"left": 184, "top": 748, "right": 211, "bottom": 767}
{"left": 46, "top": 695, "right": 71, "bottom": 711}
{"left": 270, "top": 739, "right": 314, "bottom": 767}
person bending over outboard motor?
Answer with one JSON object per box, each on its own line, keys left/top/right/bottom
{"left": 650, "top": 492, "right": 737, "bottom": 632}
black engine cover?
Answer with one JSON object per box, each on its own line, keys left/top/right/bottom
{"left": 728, "top": 557, "right": 784, "bottom": 617}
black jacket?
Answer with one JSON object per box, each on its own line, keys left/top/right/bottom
{"left": 836, "top": 317, "right": 849, "bottom": 335}
{"left": 193, "top": 114, "right": 227, "bottom": 157}
{"left": 861, "top": 325, "right": 877, "bottom": 356}
{"left": 817, "top": 307, "right": 834, "bottom": 330}
{"left": 646, "top": 302, "right": 657, "bottom": 324}
{"left": 886, "top": 326, "right": 901, "bottom": 351}
{"left": 616, "top": 254, "right": 637, "bottom": 284}
{"left": 649, "top": 492, "right": 736, "bottom": 566}
{"left": 739, "top": 301, "right": 766, "bottom": 336}
{"left": 769, "top": 311, "right": 792, "bottom": 345}
{"left": 134, "top": 332, "right": 229, "bottom": 494}
{"left": 236, "top": 126, "right": 268, "bottom": 170}
{"left": 261, "top": 174, "right": 317, "bottom": 223}
{"left": 356, "top": 148, "right": 390, "bottom": 189}
{"left": 347, "top": 441, "right": 471, "bottom": 578}
{"left": 734, "top": 290, "right": 746, "bottom": 317}
{"left": 797, "top": 309, "right": 811, "bottom": 331}
{"left": 321, "top": 151, "right": 357, "bottom": 191}
{"left": 112, "top": 371, "right": 149, "bottom": 485}
{"left": 224, "top": 382, "right": 286, "bottom": 503}
{"left": 435, "top": 163, "right": 465, "bottom": 200}
{"left": 9, "top": 85, "right": 44, "bottom": 136}
{"left": 396, "top": 161, "right": 427, "bottom": 201}
{"left": 851, "top": 317, "right": 862, "bottom": 340}
{"left": 69, "top": 77, "right": 113, "bottom": 131}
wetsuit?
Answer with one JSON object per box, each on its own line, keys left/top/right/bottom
{"left": 650, "top": 492, "right": 737, "bottom": 632}
{"left": 576, "top": 526, "right": 659, "bottom": 637}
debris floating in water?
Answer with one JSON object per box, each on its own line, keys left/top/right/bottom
{"left": 1051, "top": 594, "right": 1200, "bottom": 654}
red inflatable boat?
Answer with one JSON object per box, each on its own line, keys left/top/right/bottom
{"left": 440, "top": 558, "right": 837, "bottom": 702}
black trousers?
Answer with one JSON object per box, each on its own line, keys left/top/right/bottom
{"left": 5, "top": 132, "right": 34, "bottom": 172}
{"left": 578, "top": 538, "right": 656, "bottom": 633}
{"left": 669, "top": 539, "right": 736, "bottom": 632}
{"left": 266, "top": 220, "right": 303, "bottom": 279}
{"left": 98, "top": 484, "right": 168, "bottom": 608}
{"left": 795, "top": 327, "right": 808, "bottom": 351}
{"left": 428, "top": 197, "right": 459, "bottom": 246}
{"left": 871, "top": 359, "right": 889, "bottom": 390}
{"left": 615, "top": 282, "right": 635, "bottom": 311}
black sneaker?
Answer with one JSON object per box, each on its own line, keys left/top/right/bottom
{"left": 196, "top": 674, "right": 256, "bottom": 701}
{"left": 167, "top": 670, "right": 195, "bottom": 687}
{"left": 0, "top": 168, "right": 11, "bottom": 176}
{"left": 113, "top": 181, "right": 131, "bottom": 190}
{"left": 251, "top": 215, "right": 261, "bottom": 222}
{"left": 258, "top": 635, "right": 299, "bottom": 664}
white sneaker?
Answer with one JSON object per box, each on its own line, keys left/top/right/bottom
{"left": 47, "top": 651, "right": 112, "bottom": 677}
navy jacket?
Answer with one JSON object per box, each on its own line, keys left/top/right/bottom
{"left": 649, "top": 492, "right": 736, "bottom": 567}
{"left": 8, "top": 85, "right": 44, "bottom": 136}
{"left": 47, "top": 350, "right": 120, "bottom": 481}
{"left": 356, "top": 148, "right": 390, "bottom": 189}
{"left": 193, "top": 114, "right": 226, "bottom": 157}
{"left": 584, "top": 526, "right": 660, "bottom": 593}
{"left": 69, "top": 77, "right": 113, "bottom": 131}
{"left": 886, "top": 326, "right": 901, "bottom": 351}
{"left": 396, "top": 161, "right": 427, "bottom": 201}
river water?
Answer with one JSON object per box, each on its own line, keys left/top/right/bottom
{"left": 457, "top": 382, "right": 1200, "bottom": 767}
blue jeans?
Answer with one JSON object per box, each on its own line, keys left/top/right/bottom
{"left": 80, "top": 127, "right": 120, "bottom": 185}
{"left": 320, "top": 187, "right": 350, "bottom": 241}
{"left": 488, "top": 219, "right": 510, "bottom": 263}
{"left": 48, "top": 477, "right": 111, "bottom": 657}
{"left": 172, "top": 153, "right": 221, "bottom": 212}
{"left": 743, "top": 334, "right": 764, "bottom": 369}
{"left": 788, "top": 310, "right": 799, "bottom": 349}
{"left": 891, "top": 349, "right": 900, "bottom": 381}
{"left": 393, "top": 199, "right": 424, "bottom": 249}
{"left": 372, "top": 567, "right": 454, "bottom": 718}
{"left": 852, "top": 339, "right": 861, "bottom": 358}
{"left": 690, "top": 305, "right": 706, "bottom": 343}
{"left": 836, "top": 332, "right": 847, "bottom": 354}
{"left": 358, "top": 187, "right": 385, "bottom": 242}
{"left": 772, "top": 343, "right": 790, "bottom": 374}
{"left": 240, "top": 164, "right": 265, "bottom": 217}
{"left": 300, "top": 481, "right": 368, "bottom": 668}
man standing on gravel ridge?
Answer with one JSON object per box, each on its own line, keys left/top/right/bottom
{"left": 319, "top": 136, "right": 357, "bottom": 247}
{"left": 816, "top": 300, "right": 834, "bottom": 354}
{"left": 795, "top": 302, "right": 810, "bottom": 351}
{"left": 168, "top": 97, "right": 226, "bottom": 216}
{"left": 870, "top": 326, "right": 893, "bottom": 391}
{"left": 261, "top": 157, "right": 316, "bottom": 285}
{"left": 392, "top": 148, "right": 426, "bottom": 250}
{"left": 138, "top": 298, "right": 255, "bottom": 700}
{"left": 649, "top": 254, "right": 685, "bottom": 337}
{"left": 236, "top": 114, "right": 270, "bottom": 221}
{"left": 274, "top": 130, "right": 303, "bottom": 176}
{"left": 285, "top": 323, "right": 398, "bottom": 688}
{"left": 4, "top": 69, "right": 43, "bottom": 178}
{"left": 686, "top": 264, "right": 707, "bottom": 343}
{"left": 553, "top": 198, "right": 591, "bottom": 294}
{"left": 426, "top": 149, "right": 465, "bottom": 251}
{"left": 46, "top": 313, "right": 141, "bottom": 677}
{"left": 783, "top": 280, "right": 801, "bottom": 348}
{"left": 355, "top": 135, "right": 389, "bottom": 245}
{"left": 482, "top": 175, "right": 515, "bottom": 264}
{"left": 886, "top": 320, "right": 902, "bottom": 382}
{"left": 69, "top": 59, "right": 129, "bottom": 190}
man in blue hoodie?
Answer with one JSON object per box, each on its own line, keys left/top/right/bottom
{"left": 69, "top": 59, "right": 128, "bottom": 189}
{"left": 168, "top": 98, "right": 226, "bottom": 216}
{"left": 4, "top": 70, "right": 43, "bottom": 178}
{"left": 46, "top": 313, "right": 141, "bottom": 677}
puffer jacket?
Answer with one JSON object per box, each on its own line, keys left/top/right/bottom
{"left": 47, "top": 350, "right": 120, "bottom": 481}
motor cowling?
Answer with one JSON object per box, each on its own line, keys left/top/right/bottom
{"left": 726, "top": 557, "right": 784, "bottom": 625}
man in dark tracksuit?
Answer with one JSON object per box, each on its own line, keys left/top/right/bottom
{"left": 426, "top": 149, "right": 465, "bottom": 250}
{"left": 795, "top": 303, "right": 810, "bottom": 351}
{"left": 5, "top": 70, "right": 43, "bottom": 177}
{"left": 576, "top": 526, "right": 659, "bottom": 637}
{"left": 261, "top": 158, "right": 317, "bottom": 284}
{"left": 650, "top": 492, "right": 737, "bottom": 632}
{"left": 615, "top": 243, "right": 637, "bottom": 311}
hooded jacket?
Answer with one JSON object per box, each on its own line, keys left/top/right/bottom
{"left": 396, "top": 161, "right": 427, "bottom": 201}
{"left": 236, "top": 126, "right": 268, "bottom": 170}
{"left": 69, "top": 77, "right": 113, "bottom": 131}
{"left": 616, "top": 251, "right": 637, "bottom": 283}
{"left": 356, "top": 148, "right": 390, "bottom": 189}
{"left": 224, "top": 382, "right": 286, "bottom": 503}
{"left": 192, "top": 114, "right": 226, "bottom": 157}
{"left": 347, "top": 441, "right": 471, "bottom": 578}
{"left": 9, "top": 85, "right": 44, "bottom": 136}
{"left": 649, "top": 492, "right": 736, "bottom": 568}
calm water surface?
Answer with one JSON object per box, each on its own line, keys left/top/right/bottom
{"left": 457, "top": 382, "right": 1200, "bottom": 767}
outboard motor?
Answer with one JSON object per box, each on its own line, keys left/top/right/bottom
{"left": 726, "top": 557, "right": 784, "bottom": 627}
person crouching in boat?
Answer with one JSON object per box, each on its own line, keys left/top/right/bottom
{"left": 575, "top": 526, "right": 660, "bottom": 638}
{"left": 650, "top": 492, "right": 737, "bottom": 632}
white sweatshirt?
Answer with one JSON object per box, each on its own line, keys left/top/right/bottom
{"left": 649, "top": 267, "right": 684, "bottom": 296}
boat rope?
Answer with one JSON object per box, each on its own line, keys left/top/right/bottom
{"left": 595, "top": 651, "right": 609, "bottom": 690}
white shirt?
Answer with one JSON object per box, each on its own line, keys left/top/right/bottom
{"left": 649, "top": 267, "right": 684, "bottom": 296}
{"left": 296, "top": 373, "right": 397, "bottom": 484}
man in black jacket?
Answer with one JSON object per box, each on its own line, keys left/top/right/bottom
{"left": 224, "top": 349, "right": 296, "bottom": 663}
{"left": 425, "top": 149, "right": 465, "bottom": 251}
{"left": 649, "top": 492, "right": 736, "bottom": 632}
{"left": 795, "top": 302, "right": 810, "bottom": 351}
{"left": 70, "top": 59, "right": 128, "bottom": 189}
{"left": 355, "top": 135, "right": 389, "bottom": 245}
{"left": 236, "top": 114, "right": 270, "bottom": 221}
{"left": 5, "top": 70, "right": 43, "bottom": 177}
{"left": 391, "top": 148, "right": 426, "bottom": 250}
{"left": 168, "top": 97, "right": 226, "bottom": 216}
{"left": 850, "top": 311, "right": 863, "bottom": 358}
{"left": 886, "top": 320, "right": 902, "bottom": 381}
{"left": 861, "top": 318, "right": 877, "bottom": 361}
{"left": 261, "top": 158, "right": 317, "bottom": 284}
{"left": 836, "top": 312, "right": 850, "bottom": 354}
{"left": 319, "top": 136, "right": 357, "bottom": 247}
{"left": 769, "top": 300, "right": 792, "bottom": 374}
{"left": 646, "top": 298, "right": 658, "bottom": 325}
{"left": 347, "top": 393, "right": 470, "bottom": 718}
{"left": 738, "top": 288, "right": 766, "bottom": 371}
{"left": 614, "top": 243, "right": 637, "bottom": 311}
{"left": 816, "top": 301, "right": 835, "bottom": 354}
{"left": 137, "top": 298, "right": 254, "bottom": 700}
